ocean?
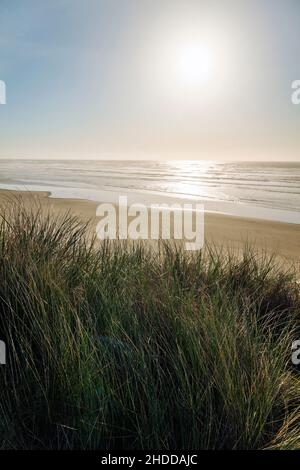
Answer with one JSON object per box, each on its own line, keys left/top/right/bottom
{"left": 0, "top": 160, "right": 299, "bottom": 224}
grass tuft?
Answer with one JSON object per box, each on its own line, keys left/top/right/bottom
{"left": 0, "top": 199, "right": 300, "bottom": 449}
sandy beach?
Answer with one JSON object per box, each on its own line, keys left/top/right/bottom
{"left": 0, "top": 188, "right": 299, "bottom": 269}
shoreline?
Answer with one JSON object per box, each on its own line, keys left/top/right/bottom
{"left": 0, "top": 181, "right": 298, "bottom": 225}
{"left": 0, "top": 188, "right": 299, "bottom": 269}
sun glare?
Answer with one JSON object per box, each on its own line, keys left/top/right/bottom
{"left": 146, "top": 26, "right": 232, "bottom": 105}
{"left": 177, "top": 44, "right": 214, "bottom": 85}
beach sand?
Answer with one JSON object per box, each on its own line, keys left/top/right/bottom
{"left": 0, "top": 189, "right": 299, "bottom": 270}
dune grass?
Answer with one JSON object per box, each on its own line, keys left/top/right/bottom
{"left": 0, "top": 199, "right": 300, "bottom": 449}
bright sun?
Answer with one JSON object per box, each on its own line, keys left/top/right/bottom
{"left": 148, "top": 30, "right": 231, "bottom": 103}
{"left": 177, "top": 44, "right": 214, "bottom": 85}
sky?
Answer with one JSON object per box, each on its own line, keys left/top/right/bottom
{"left": 0, "top": 0, "right": 299, "bottom": 161}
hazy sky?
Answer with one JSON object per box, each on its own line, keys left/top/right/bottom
{"left": 0, "top": 0, "right": 299, "bottom": 160}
